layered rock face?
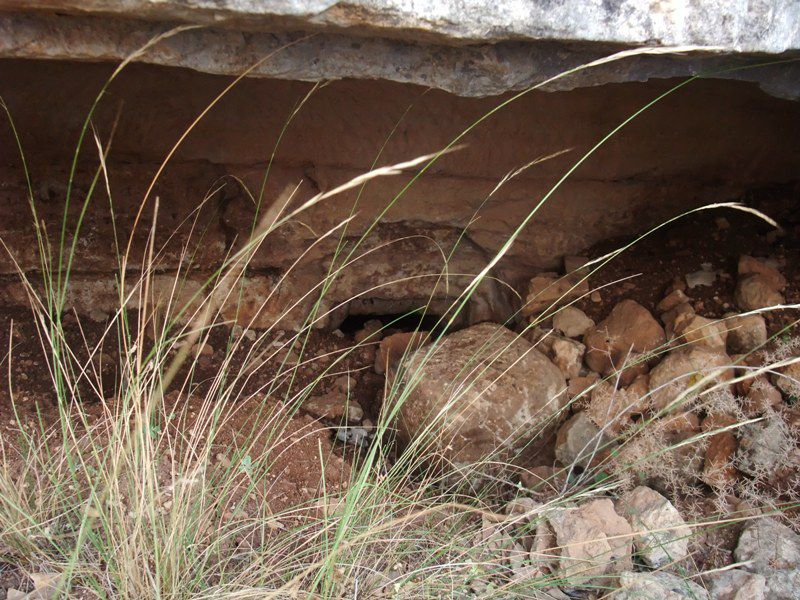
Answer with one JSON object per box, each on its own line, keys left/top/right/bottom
{"left": 0, "top": 59, "right": 799, "bottom": 328}
{"left": 0, "top": 2, "right": 799, "bottom": 329}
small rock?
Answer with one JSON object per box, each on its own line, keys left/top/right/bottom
{"left": 773, "top": 361, "right": 800, "bottom": 398}
{"left": 304, "top": 392, "right": 363, "bottom": 422}
{"left": 555, "top": 411, "right": 612, "bottom": 468}
{"left": 523, "top": 273, "right": 589, "bottom": 316}
{"left": 743, "top": 378, "right": 783, "bottom": 416}
{"left": 725, "top": 313, "right": 768, "bottom": 354}
{"left": 616, "top": 571, "right": 709, "bottom": 599}
{"left": 700, "top": 413, "right": 739, "bottom": 488}
{"left": 616, "top": 486, "right": 690, "bottom": 568}
{"left": 567, "top": 372, "right": 599, "bottom": 399}
{"left": 738, "top": 255, "right": 787, "bottom": 291}
{"left": 545, "top": 498, "right": 633, "bottom": 587}
{"left": 735, "top": 417, "right": 793, "bottom": 477}
{"left": 552, "top": 306, "right": 594, "bottom": 338}
{"left": 735, "top": 274, "right": 784, "bottom": 310}
{"left": 335, "top": 426, "right": 373, "bottom": 447}
{"left": 706, "top": 569, "right": 766, "bottom": 600}
{"left": 715, "top": 216, "right": 730, "bottom": 230}
{"left": 588, "top": 380, "right": 642, "bottom": 433}
{"left": 661, "top": 301, "right": 696, "bottom": 338}
{"left": 686, "top": 266, "right": 718, "bottom": 289}
{"left": 658, "top": 289, "right": 692, "bottom": 313}
{"left": 648, "top": 346, "right": 732, "bottom": 413}
{"left": 672, "top": 314, "right": 728, "bottom": 351}
{"left": 734, "top": 518, "right": 800, "bottom": 600}
{"left": 549, "top": 336, "right": 585, "bottom": 379}
{"left": 584, "top": 299, "right": 666, "bottom": 380}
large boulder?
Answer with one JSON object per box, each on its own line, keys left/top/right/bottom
{"left": 395, "top": 323, "right": 567, "bottom": 467}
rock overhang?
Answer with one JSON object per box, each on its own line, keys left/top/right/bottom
{"left": 0, "top": 0, "right": 798, "bottom": 99}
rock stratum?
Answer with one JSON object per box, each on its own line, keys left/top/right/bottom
{"left": 0, "top": 0, "right": 799, "bottom": 98}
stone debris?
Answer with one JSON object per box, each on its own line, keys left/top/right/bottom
{"left": 522, "top": 272, "right": 589, "bottom": 316}
{"left": 700, "top": 413, "right": 739, "bottom": 487}
{"left": 335, "top": 426, "right": 374, "bottom": 448}
{"left": 735, "top": 273, "right": 785, "bottom": 310}
{"left": 734, "top": 256, "right": 786, "bottom": 312}
{"left": 672, "top": 314, "right": 728, "bottom": 352}
{"left": 552, "top": 306, "right": 594, "bottom": 338}
{"left": 616, "top": 486, "right": 690, "bottom": 568}
{"left": 738, "top": 255, "right": 787, "bottom": 292}
{"left": 773, "top": 361, "right": 800, "bottom": 398}
{"left": 587, "top": 380, "right": 642, "bottom": 433}
{"left": 657, "top": 288, "right": 692, "bottom": 313}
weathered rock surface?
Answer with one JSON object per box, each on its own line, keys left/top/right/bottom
{"left": 706, "top": 569, "right": 766, "bottom": 600}
{"left": 725, "top": 313, "right": 768, "bottom": 354}
{"left": 555, "top": 411, "right": 612, "bottom": 469}
{"left": 396, "top": 323, "right": 566, "bottom": 466}
{"left": 584, "top": 299, "right": 666, "bottom": 382}
{"left": 545, "top": 499, "right": 633, "bottom": 587}
{"left": 552, "top": 306, "right": 594, "bottom": 339}
{"left": 734, "top": 518, "right": 800, "bottom": 600}
{"left": 648, "top": 346, "right": 732, "bottom": 412}
{"left": 616, "top": 486, "right": 690, "bottom": 569}
{"left": 735, "top": 417, "right": 794, "bottom": 477}
{"left": 616, "top": 571, "right": 709, "bottom": 599}
{"left": 2, "top": 1, "right": 800, "bottom": 99}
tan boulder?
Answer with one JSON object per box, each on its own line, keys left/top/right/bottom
{"left": 616, "top": 486, "right": 690, "bottom": 569}
{"left": 545, "top": 499, "right": 633, "bottom": 587}
{"left": 522, "top": 273, "right": 589, "bottom": 317}
{"left": 725, "top": 313, "right": 768, "bottom": 353}
{"left": 396, "top": 323, "right": 566, "bottom": 467}
{"left": 672, "top": 314, "right": 728, "bottom": 351}
{"left": 648, "top": 346, "right": 732, "bottom": 412}
{"left": 735, "top": 274, "right": 784, "bottom": 310}
{"left": 553, "top": 306, "right": 595, "bottom": 338}
{"left": 588, "top": 380, "right": 643, "bottom": 433}
{"left": 584, "top": 299, "right": 666, "bottom": 380}
{"left": 549, "top": 336, "right": 585, "bottom": 379}
{"left": 738, "top": 255, "right": 786, "bottom": 291}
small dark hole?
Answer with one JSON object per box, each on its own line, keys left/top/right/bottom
{"left": 337, "top": 311, "right": 444, "bottom": 336}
